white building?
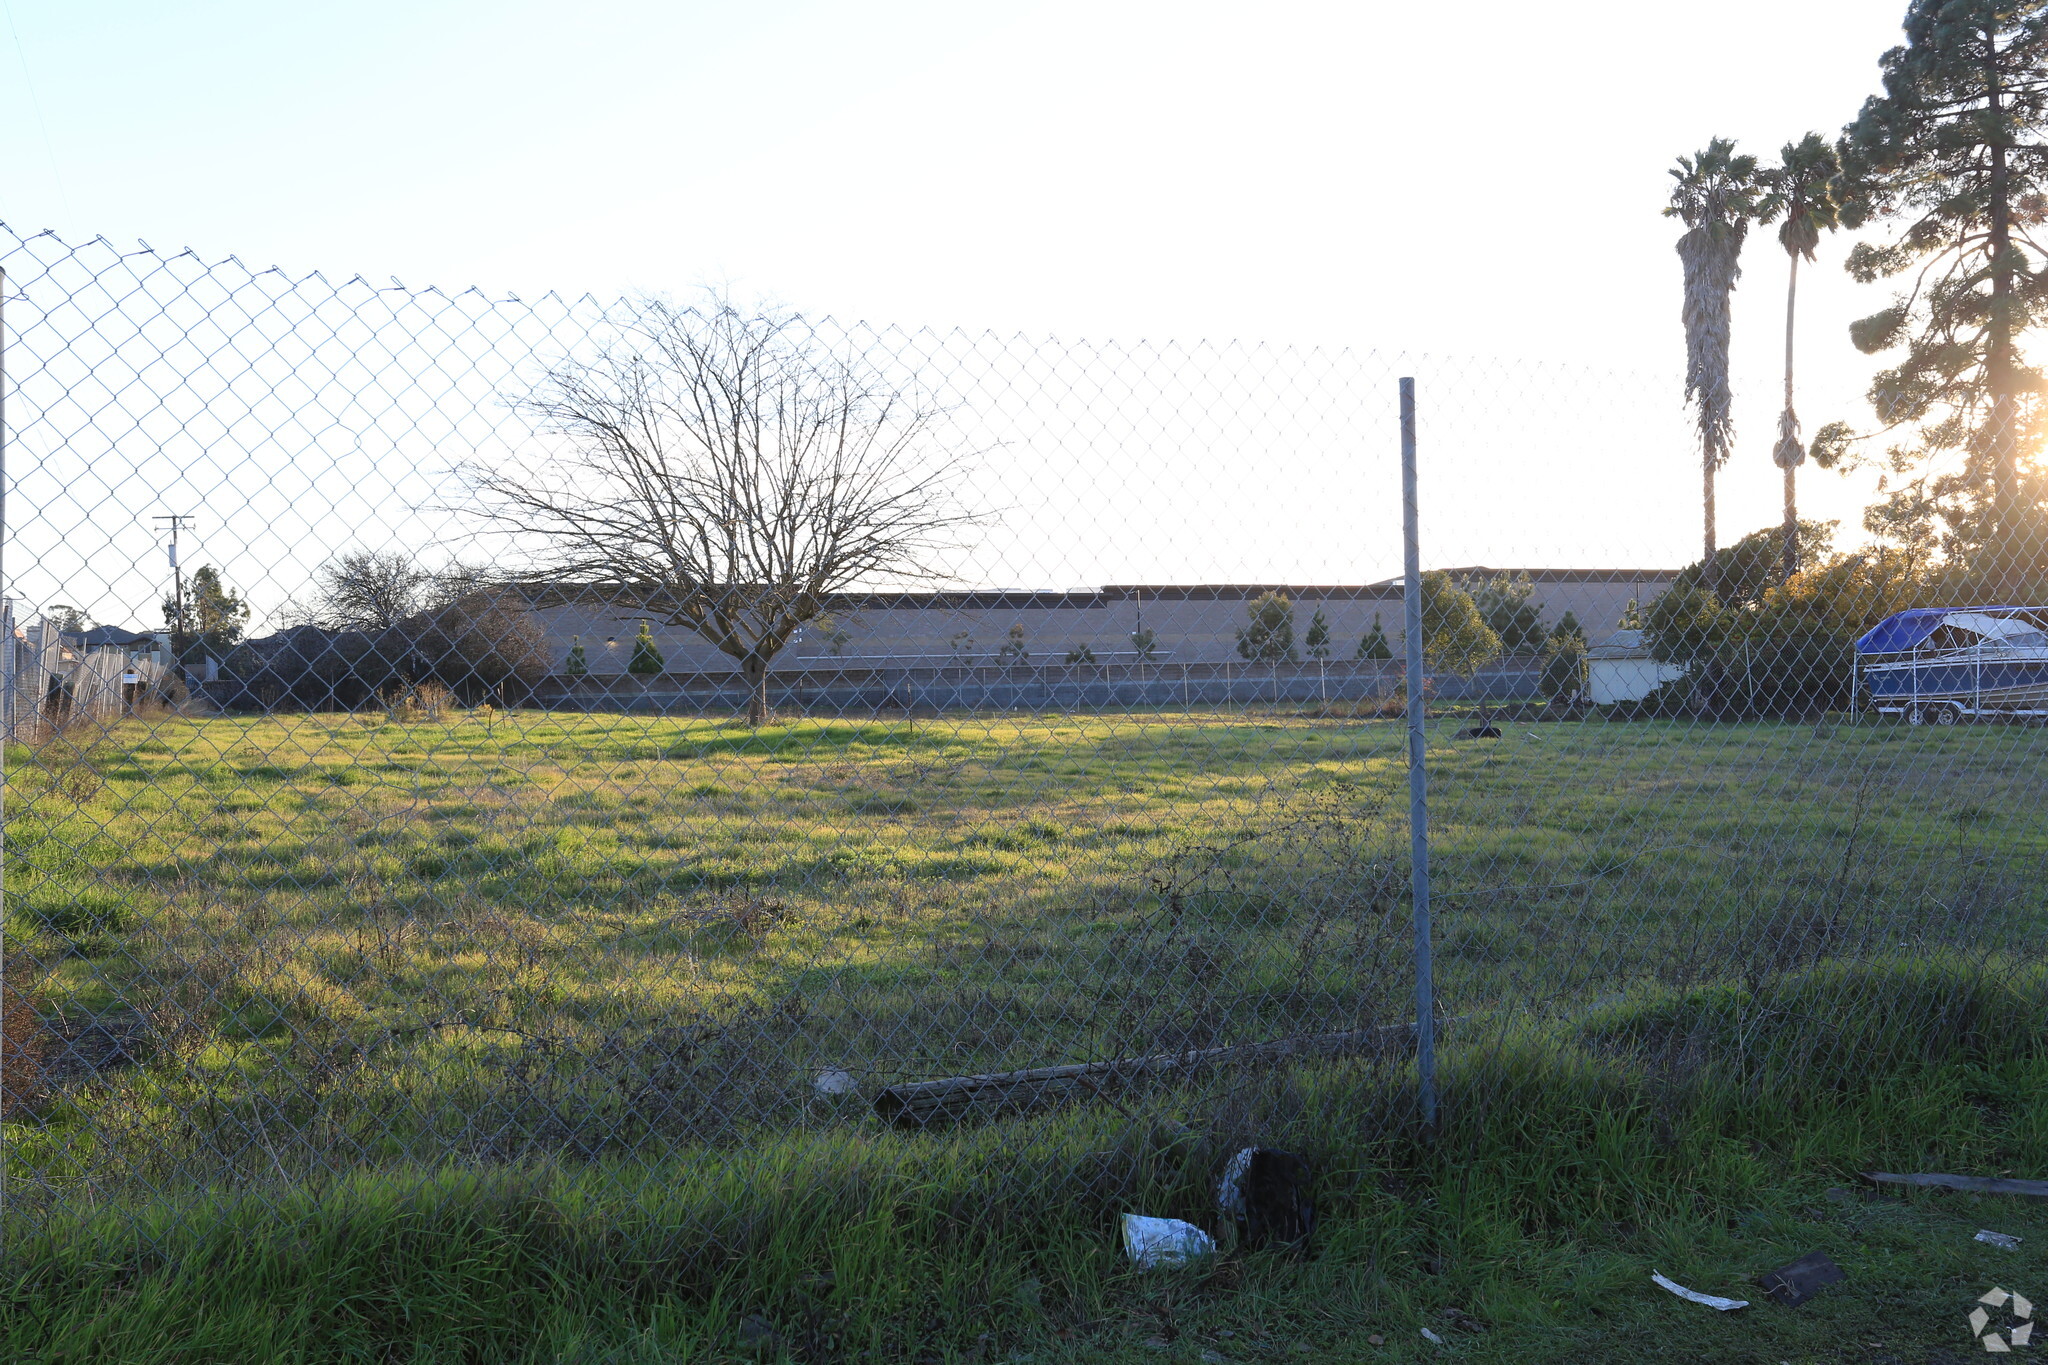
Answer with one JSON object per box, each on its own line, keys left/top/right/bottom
{"left": 1586, "top": 629, "right": 1685, "bottom": 705}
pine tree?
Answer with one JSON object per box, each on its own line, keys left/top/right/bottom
{"left": 627, "top": 620, "right": 665, "bottom": 676}
{"left": 1235, "top": 593, "right": 1297, "bottom": 662}
{"left": 1459, "top": 572, "right": 1546, "bottom": 653}
{"left": 1829, "top": 1, "right": 2048, "bottom": 586}
{"left": 566, "top": 636, "right": 589, "bottom": 677}
{"left": 1414, "top": 572, "right": 1500, "bottom": 679}
{"left": 1540, "top": 611, "right": 1588, "bottom": 700}
{"left": 1304, "top": 608, "right": 1332, "bottom": 660}
{"left": 1355, "top": 614, "right": 1393, "bottom": 660}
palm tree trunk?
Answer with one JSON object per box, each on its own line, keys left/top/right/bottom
{"left": 1782, "top": 251, "right": 1800, "bottom": 582}
{"left": 1699, "top": 434, "right": 1723, "bottom": 720}
{"left": 1702, "top": 448, "right": 1717, "bottom": 596}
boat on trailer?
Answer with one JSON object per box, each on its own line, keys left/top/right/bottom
{"left": 1854, "top": 606, "right": 2048, "bottom": 724}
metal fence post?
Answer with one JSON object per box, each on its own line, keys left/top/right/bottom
{"left": 1, "top": 265, "right": 10, "bottom": 1241}
{"left": 1399, "top": 375, "right": 1437, "bottom": 1134}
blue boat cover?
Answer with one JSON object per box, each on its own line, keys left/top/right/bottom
{"left": 1854, "top": 606, "right": 2040, "bottom": 654}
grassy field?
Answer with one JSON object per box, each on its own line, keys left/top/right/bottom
{"left": 10, "top": 961, "right": 2048, "bottom": 1363}
{"left": 6, "top": 705, "right": 2048, "bottom": 1360}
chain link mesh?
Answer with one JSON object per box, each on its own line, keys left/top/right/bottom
{"left": 3, "top": 223, "right": 2043, "bottom": 1296}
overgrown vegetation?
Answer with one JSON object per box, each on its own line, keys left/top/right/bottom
{"left": 5, "top": 705, "right": 2045, "bottom": 1357}
{"left": 1639, "top": 516, "right": 2048, "bottom": 715}
{"left": 11, "top": 708, "right": 2038, "bottom": 1163}
{"left": 6, "top": 958, "right": 2047, "bottom": 1361}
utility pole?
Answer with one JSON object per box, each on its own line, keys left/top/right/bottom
{"left": 152, "top": 514, "right": 194, "bottom": 673}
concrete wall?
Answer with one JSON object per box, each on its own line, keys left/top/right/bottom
{"left": 528, "top": 594, "right": 1413, "bottom": 674}
{"left": 528, "top": 571, "right": 1677, "bottom": 679}
{"left": 531, "top": 657, "right": 1546, "bottom": 715}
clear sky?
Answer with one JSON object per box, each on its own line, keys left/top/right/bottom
{"left": 0, "top": 0, "right": 1924, "bottom": 615}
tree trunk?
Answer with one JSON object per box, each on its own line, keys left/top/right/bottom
{"left": 1696, "top": 447, "right": 1722, "bottom": 720}
{"left": 1782, "top": 467, "right": 1798, "bottom": 578}
{"left": 743, "top": 655, "right": 770, "bottom": 727}
{"left": 1988, "top": 33, "right": 2018, "bottom": 590}
{"left": 1782, "top": 250, "right": 1801, "bottom": 583}
{"left": 1702, "top": 447, "right": 1718, "bottom": 597}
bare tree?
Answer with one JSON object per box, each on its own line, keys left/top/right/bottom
{"left": 473, "top": 296, "right": 976, "bottom": 725}
{"left": 409, "top": 579, "right": 551, "bottom": 703}
{"left": 312, "top": 550, "right": 431, "bottom": 631}
{"left": 289, "top": 552, "right": 548, "bottom": 705}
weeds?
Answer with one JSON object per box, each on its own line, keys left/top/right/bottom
{"left": 690, "top": 894, "right": 792, "bottom": 945}
{"left": 3, "top": 959, "right": 2041, "bottom": 1363}
{"left": 5, "top": 712, "right": 2046, "bottom": 1258}
{"left": 384, "top": 681, "right": 454, "bottom": 722}
{"left": 0, "top": 979, "right": 49, "bottom": 1117}
{"left": 1295, "top": 692, "right": 1405, "bottom": 720}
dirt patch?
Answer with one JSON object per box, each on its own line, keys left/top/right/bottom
{"left": 42, "top": 1009, "right": 152, "bottom": 1083}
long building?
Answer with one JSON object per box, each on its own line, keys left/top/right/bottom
{"left": 524, "top": 569, "right": 1678, "bottom": 676}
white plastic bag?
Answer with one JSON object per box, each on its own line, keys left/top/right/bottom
{"left": 1121, "top": 1213, "right": 1215, "bottom": 1268}
{"left": 812, "top": 1068, "right": 858, "bottom": 1097}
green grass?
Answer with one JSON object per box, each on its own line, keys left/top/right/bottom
{"left": 8, "top": 959, "right": 2048, "bottom": 1362}
{"left": 5, "top": 705, "right": 2048, "bottom": 1359}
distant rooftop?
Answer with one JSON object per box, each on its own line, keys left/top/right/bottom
{"left": 1588, "top": 629, "right": 1654, "bottom": 659}
{"left": 76, "top": 625, "right": 156, "bottom": 649}
{"left": 528, "top": 569, "right": 1682, "bottom": 610}
{"left": 1363, "top": 568, "right": 1683, "bottom": 588}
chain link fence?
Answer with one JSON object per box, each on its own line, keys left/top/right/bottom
{"left": 3, "top": 223, "right": 2044, "bottom": 1291}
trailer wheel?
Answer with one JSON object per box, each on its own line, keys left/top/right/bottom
{"left": 1934, "top": 704, "right": 1961, "bottom": 726}
{"left": 1907, "top": 706, "right": 1926, "bottom": 725}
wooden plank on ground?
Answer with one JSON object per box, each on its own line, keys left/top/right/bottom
{"left": 1862, "top": 1171, "right": 2048, "bottom": 1198}
{"left": 872, "top": 1020, "right": 1427, "bottom": 1127}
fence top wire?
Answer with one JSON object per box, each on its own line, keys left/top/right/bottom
{"left": 6, "top": 219, "right": 2031, "bottom": 1322}
{"left": 0, "top": 221, "right": 1717, "bottom": 642}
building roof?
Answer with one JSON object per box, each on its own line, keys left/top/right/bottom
{"left": 526, "top": 570, "right": 1681, "bottom": 612}
{"left": 241, "top": 624, "right": 376, "bottom": 656}
{"left": 1587, "top": 629, "right": 1655, "bottom": 660}
{"left": 1365, "top": 567, "right": 1682, "bottom": 589}
{"left": 77, "top": 625, "right": 156, "bottom": 649}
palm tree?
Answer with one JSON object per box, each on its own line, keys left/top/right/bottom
{"left": 1758, "top": 132, "right": 1841, "bottom": 582}
{"left": 1666, "top": 138, "right": 1764, "bottom": 594}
